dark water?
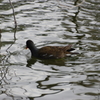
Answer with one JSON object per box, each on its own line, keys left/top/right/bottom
{"left": 0, "top": 0, "right": 100, "bottom": 100}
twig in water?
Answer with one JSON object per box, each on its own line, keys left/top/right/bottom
{"left": 9, "top": 0, "right": 17, "bottom": 40}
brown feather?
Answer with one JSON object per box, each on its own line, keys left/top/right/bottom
{"left": 38, "top": 45, "right": 73, "bottom": 58}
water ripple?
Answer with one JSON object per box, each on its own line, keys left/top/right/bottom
{"left": 0, "top": 0, "right": 100, "bottom": 100}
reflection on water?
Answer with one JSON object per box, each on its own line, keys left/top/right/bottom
{"left": 26, "top": 55, "right": 79, "bottom": 67}
{"left": 0, "top": 0, "right": 100, "bottom": 100}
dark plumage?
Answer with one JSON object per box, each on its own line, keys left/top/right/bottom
{"left": 26, "top": 40, "right": 77, "bottom": 59}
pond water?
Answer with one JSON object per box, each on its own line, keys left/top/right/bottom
{"left": 0, "top": 0, "right": 100, "bottom": 100}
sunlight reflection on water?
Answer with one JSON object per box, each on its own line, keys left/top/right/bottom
{"left": 0, "top": 0, "right": 100, "bottom": 100}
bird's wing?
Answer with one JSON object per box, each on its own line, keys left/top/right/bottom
{"left": 38, "top": 46, "right": 65, "bottom": 58}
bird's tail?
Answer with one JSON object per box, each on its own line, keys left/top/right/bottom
{"left": 67, "top": 48, "right": 79, "bottom": 54}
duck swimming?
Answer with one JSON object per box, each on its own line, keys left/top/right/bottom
{"left": 26, "top": 40, "right": 77, "bottom": 59}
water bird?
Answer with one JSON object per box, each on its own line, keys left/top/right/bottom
{"left": 26, "top": 40, "right": 78, "bottom": 59}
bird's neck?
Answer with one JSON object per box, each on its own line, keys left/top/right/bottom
{"left": 30, "top": 46, "right": 38, "bottom": 57}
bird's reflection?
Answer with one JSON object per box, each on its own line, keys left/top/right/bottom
{"left": 26, "top": 57, "right": 37, "bottom": 67}
{"left": 39, "top": 58, "right": 66, "bottom": 66}
{"left": 26, "top": 57, "right": 67, "bottom": 67}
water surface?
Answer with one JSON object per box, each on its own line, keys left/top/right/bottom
{"left": 0, "top": 0, "right": 100, "bottom": 100}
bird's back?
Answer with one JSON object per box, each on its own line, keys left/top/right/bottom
{"left": 38, "top": 45, "right": 74, "bottom": 59}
